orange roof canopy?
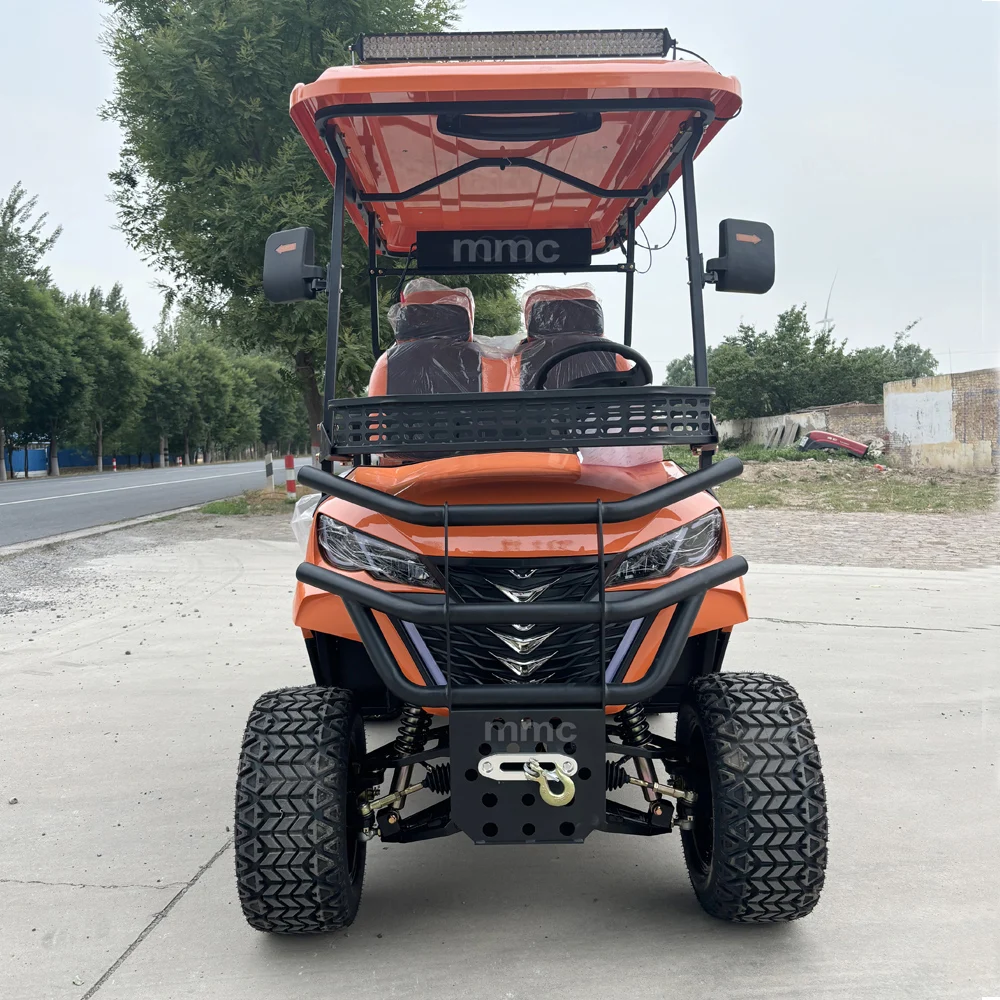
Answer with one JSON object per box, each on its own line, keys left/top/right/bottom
{"left": 290, "top": 59, "right": 742, "bottom": 256}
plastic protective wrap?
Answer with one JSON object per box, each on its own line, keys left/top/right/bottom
{"left": 522, "top": 283, "right": 604, "bottom": 336}
{"left": 518, "top": 284, "right": 618, "bottom": 391}
{"left": 384, "top": 340, "right": 482, "bottom": 394}
{"left": 394, "top": 278, "right": 475, "bottom": 331}
{"left": 580, "top": 445, "right": 665, "bottom": 467}
{"left": 383, "top": 279, "right": 481, "bottom": 395}
{"left": 473, "top": 333, "right": 522, "bottom": 391}
{"left": 290, "top": 491, "right": 320, "bottom": 553}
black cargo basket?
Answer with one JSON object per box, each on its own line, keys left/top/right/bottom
{"left": 327, "top": 385, "right": 715, "bottom": 457}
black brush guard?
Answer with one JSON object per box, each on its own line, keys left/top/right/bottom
{"left": 296, "top": 456, "right": 746, "bottom": 709}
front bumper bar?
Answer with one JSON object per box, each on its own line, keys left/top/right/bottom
{"left": 296, "top": 456, "right": 747, "bottom": 708}
{"left": 296, "top": 554, "right": 745, "bottom": 626}
{"left": 298, "top": 556, "right": 746, "bottom": 708}
{"left": 297, "top": 455, "right": 743, "bottom": 527}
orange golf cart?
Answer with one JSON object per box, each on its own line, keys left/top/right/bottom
{"left": 236, "top": 27, "right": 828, "bottom": 933}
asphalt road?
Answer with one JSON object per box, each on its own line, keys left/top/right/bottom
{"left": 0, "top": 459, "right": 307, "bottom": 547}
{"left": 2, "top": 512, "right": 997, "bottom": 1000}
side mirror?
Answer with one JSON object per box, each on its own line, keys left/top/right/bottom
{"left": 706, "top": 219, "right": 774, "bottom": 294}
{"left": 263, "top": 227, "right": 325, "bottom": 303}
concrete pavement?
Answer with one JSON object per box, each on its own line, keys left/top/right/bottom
{"left": 0, "top": 459, "right": 308, "bottom": 547}
{"left": 1, "top": 514, "right": 998, "bottom": 1000}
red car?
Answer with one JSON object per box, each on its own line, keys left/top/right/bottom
{"left": 801, "top": 430, "right": 870, "bottom": 457}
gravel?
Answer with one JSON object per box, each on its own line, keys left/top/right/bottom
{"left": 2, "top": 504, "right": 996, "bottom": 621}
{"left": 727, "top": 508, "right": 999, "bottom": 570}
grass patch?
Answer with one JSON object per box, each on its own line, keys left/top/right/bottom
{"left": 716, "top": 471, "right": 997, "bottom": 514}
{"left": 200, "top": 488, "right": 309, "bottom": 516}
{"left": 663, "top": 443, "right": 861, "bottom": 471}
{"left": 200, "top": 496, "right": 251, "bottom": 515}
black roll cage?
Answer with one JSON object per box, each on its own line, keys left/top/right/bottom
{"left": 312, "top": 94, "right": 716, "bottom": 466}
{"left": 296, "top": 91, "right": 742, "bottom": 712}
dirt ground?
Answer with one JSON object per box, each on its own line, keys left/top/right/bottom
{"left": 727, "top": 507, "right": 999, "bottom": 570}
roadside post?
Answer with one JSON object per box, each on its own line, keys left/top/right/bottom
{"left": 285, "top": 455, "right": 296, "bottom": 497}
{"left": 264, "top": 453, "right": 274, "bottom": 492}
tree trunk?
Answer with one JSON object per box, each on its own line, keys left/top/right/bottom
{"left": 23, "top": 439, "right": 29, "bottom": 480}
{"left": 159, "top": 435, "right": 166, "bottom": 468}
{"left": 184, "top": 432, "right": 190, "bottom": 466}
{"left": 96, "top": 419, "right": 104, "bottom": 474}
{"left": 294, "top": 349, "right": 324, "bottom": 450}
{"left": 49, "top": 431, "right": 60, "bottom": 476}
{"left": 0, "top": 424, "right": 6, "bottom": 482}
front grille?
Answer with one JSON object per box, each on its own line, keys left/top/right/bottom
{"left": 403, "top": 558, "right": 642, "bottom": 686}
{"left": 444, "top": 558, "right": 601, "bottom": 604}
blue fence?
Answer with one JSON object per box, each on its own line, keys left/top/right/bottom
{"left": 8, "top": 449, "right": 48, "bottom": 474}
{"left": 5, "top": 448, "right": 172, "bottom": 475}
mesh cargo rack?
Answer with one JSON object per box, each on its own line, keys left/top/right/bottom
{"left": 326, "top": 385, "right": 715, "bottom": 457}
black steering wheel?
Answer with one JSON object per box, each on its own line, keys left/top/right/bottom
{"left": 530, "top": 342, "right": 654, "bottom": 391}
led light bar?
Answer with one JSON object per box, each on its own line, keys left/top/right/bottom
{"left": 355, "top": 29, "right": 673, "bottom": 63}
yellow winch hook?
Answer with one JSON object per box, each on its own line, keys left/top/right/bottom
{"left": 523, "top": 758, "right": 575, "bottom": 807}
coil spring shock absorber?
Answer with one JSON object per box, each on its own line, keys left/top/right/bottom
{"left": 617, "top": 704, "right": 651, "bottom": 745}
{"left": 616, "top": 704, "right": 658, "bottom": 802}
{"left": 390, "top": 705, "right": 433, "bottom": 809}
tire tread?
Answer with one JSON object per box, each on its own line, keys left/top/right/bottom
{"left": 234, "top": 685, "right": 364, "bottom": 934}
{"left": 679, "top": 671, "right": 828, "bottom": 922}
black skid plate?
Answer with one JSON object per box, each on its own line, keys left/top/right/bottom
{"left": 449, "top": 707, "right": 605, "bottom": 844}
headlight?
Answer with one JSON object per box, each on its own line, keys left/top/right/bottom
{"left": 316, "top": 515, "right": 435, "bottom": 588}
{"left": 605, "top": 509, "right": 722, "bottom": 587}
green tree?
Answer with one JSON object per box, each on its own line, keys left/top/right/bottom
{"left": 0, "top": 182, "right": 61, "bottom": 287}
{"left": 36, "top": 291, "right": 92, "bottom": 476}
{"left": 0, "top": 280, "right": 65, "bottom": 478}
{"left": 102, "top": 0, "right": 516, "bottom": 447}
{"left": 67, "top": 285, "right": 149, "bottom": 472}
{"left": 140, "top": 345, "right": 195, "bottom": 467}
{"left": 663, "top": 307, "right": 937, "bottom": 421}
{"left": 849, "top": 322, "right": 936, "bottom": 391}
{"left": 0, "top": 183, "right": 62, "bottom": 479}
{"left": 237, "top": 353, "right": 309, "bottom": 454}
{"left": 662, "top": 352, "right": 711, "bottom": 387}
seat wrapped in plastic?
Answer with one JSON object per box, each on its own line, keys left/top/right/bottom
{"left": 518, "top": 284, "right": 622, "bottom": 390}
{"left": 367, "top": 279, "right": 481, "bottom": 396}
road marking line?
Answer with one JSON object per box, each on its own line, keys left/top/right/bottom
{"left": 0, "top": 470, "right": 262, "bottom": 507}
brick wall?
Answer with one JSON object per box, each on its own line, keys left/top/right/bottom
{"left": 884, "top": 369, "right": 999, "bottom": 472}
{"left": 826, "top": 403, "right": 887, "bottom": 443}
{"left": 951, "top": 369, "right": 999, "bottom": 458}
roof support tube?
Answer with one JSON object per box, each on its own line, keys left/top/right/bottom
{"left": 680, "top": 114, "right": 712, "bottom": 470}
{"left": 321, "top": 141, "right": 348, "bottom": 472}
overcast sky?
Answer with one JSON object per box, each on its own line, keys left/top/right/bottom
{"left": 1, "top": 1, "right": 997, "bottom": 376}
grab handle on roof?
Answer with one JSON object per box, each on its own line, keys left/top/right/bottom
{"left": 437, "top": 112, "right": 602, "bottom": 142}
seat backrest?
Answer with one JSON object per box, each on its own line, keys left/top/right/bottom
{"left": 367, "top": 282, "right": 481, "bottom": 396}
{"left": 518, "top": 286, "right": 620, "bottom": 390}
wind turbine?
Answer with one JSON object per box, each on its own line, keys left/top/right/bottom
{"left": 816, "top": 270, "right": 838, "bottom": 337}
